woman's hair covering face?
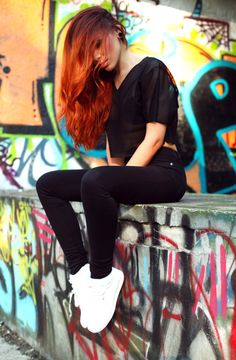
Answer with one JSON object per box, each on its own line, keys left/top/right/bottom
{"left": 58, "top": 6, "right": 127, "bottom": 150}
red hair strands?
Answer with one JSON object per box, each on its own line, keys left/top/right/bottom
{"left": 57, "top": 6, "right": 127, "bottom": 150}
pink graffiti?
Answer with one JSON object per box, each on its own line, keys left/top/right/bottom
{"left": 210, "top": 251, "right": 217, "bottom": 319}
{"left": 32, "top": 208, "right": 54, "bottom": 243}
{"left": 175, "top": 252, "right": 180, "bottom": 285}
{"left": 192, "top": 264, "right": 205, "bottom": 314}
{"left": 220, "top": 244, "right": 227, "bottom": 318}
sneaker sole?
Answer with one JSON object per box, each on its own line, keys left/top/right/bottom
{"left": 80, "top": 306, "right": 88, "bottom": 329}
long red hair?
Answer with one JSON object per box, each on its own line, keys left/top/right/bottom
{"left": 58, "top": 6, "right": 127, "bottom": 150}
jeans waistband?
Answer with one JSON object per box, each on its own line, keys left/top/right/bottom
{"left": 153, "top": 146, "right": 181, "bottom": 160}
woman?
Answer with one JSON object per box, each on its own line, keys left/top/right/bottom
{"left": 36, "top": 6, "right": 186, "bottom": 334}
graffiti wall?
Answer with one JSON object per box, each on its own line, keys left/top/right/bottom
{"left": 0, "top": 193, "right": 236, "bottom": 359}
{"left": 0, "top": 0, "right": 235, "bottom": 193}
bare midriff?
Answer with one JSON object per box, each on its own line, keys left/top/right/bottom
{"left": 162, "top": 142, "right": 177, "bottom": 151}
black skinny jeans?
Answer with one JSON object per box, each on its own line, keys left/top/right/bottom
{"left": 36, "top": 147, "right": 186, "bottom": 279}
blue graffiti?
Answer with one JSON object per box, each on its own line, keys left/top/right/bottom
{"left": 0, "top": 261, "right": 13, "bottom": 315}
{"left": 217, "top": 125, "right": 236, "bottom": 173}
{"left": 210, "top": 79, "right": 229, "bottom": 100}
{"left": 59, "top": 117, "right": 107, "bottom": 158}
{"left": 14, "top": 262, "right": 37, "bottom": 332}
{"left": 182, "top": 60, "right": 236, "bottom": 193}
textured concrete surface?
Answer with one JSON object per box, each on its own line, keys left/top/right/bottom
{"left": 0, "top": 337, "right": 30, "bottom": 360}
{"left": 1, "top": 189, "right": 236, "bottom": 359}
{"left": 0, "top": 322, "right": 46, "bottom": 360}
{"left": 161, "top": 0, "right": 236, "bottom": 22}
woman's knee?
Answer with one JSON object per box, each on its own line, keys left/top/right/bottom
{"left": 36, "top": 171, "right": 59, "bottom": 194}
{"left": 80, "top": 167, "right": 107, "bottom": 193}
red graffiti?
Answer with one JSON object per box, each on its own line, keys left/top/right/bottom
{"left": 162, "top": 308, "right": 182, "bottom": 321}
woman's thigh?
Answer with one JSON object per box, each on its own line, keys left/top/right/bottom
{"left": 36, "top": 169, "right": 88, "bottom": 201}
{"left": 83, "top": 165, "right": 186, "bottom": 205}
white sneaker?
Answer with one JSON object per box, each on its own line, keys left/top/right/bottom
{"left": 81, "top": 267, "right": 124, "bottom": 333}
{"left": 68, "top": 263, "right": 90, "bottom": 326}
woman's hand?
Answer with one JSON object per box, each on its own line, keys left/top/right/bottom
{"left": 106, "top": 136, "right": 125, "bottom": 166}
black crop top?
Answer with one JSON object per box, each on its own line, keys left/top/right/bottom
{"left": 105, "top": 57, "right": 179, "bottom": 158}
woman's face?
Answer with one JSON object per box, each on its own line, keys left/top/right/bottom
{"left": 93, "top": 31, "right": 122, "bottom": 71}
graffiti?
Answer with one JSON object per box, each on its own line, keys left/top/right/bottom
{"left": 0, "top": 137, "right": 88, "bottom": 189}
{"left": 0, "top": 140, "right": 22, "bottom": 189}
{"left": 1, "top": 194, "right": 235, "bottom": 359}
{"left": 0, "top": 198, "right": 37, "bottom": 331}
{"left": 185, "top": 16, "right": 230, "bottom": 50}
{"left": 44, "top": 209, "right": 236, "bottom": 358}
{"left": 0, "top": 53, "right": 11, "bottom": 94}
{"left": 0, "top": 197, "right": 74, "bottom": 357}
{"left": 192, "top": 0, "right": 202, "bottom": 18}
{"left": 0, "top": 0, "right": 236, "bottom": 191}
{"left": 1, "top": 0, "right": 236, "bottom": 357}
{"left": 0, "top": 1, "right": 53, "bottom": 132}
{"left": 182, "top": 60, "right": 236, "bottom": 193}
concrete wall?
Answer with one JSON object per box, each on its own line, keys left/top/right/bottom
{"left": 1, "top": 0, "right": 236, "bottom": 193}
{"left": 160, "top": 0, "right": 236, "bottom": 22}
{"left": 0, "top": 191, "right": 236, "bottom": 359}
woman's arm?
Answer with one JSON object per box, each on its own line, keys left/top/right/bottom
{"left": 126, "top": 122, "right": 166, "bottom": 167}
{"left": 106, "top": 136, "right": 125, "bottom": 166}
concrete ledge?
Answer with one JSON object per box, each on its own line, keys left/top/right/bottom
{"left": 0, "top": 190, "right": 236, "bottom": 360}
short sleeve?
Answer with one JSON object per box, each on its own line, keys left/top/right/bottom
{"left": 141, "top": 63, "right": 179, "bottom": 125}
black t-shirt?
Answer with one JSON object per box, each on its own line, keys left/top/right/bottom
{"left": 105, "top": 56, "right": 179, "bottom": 159}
